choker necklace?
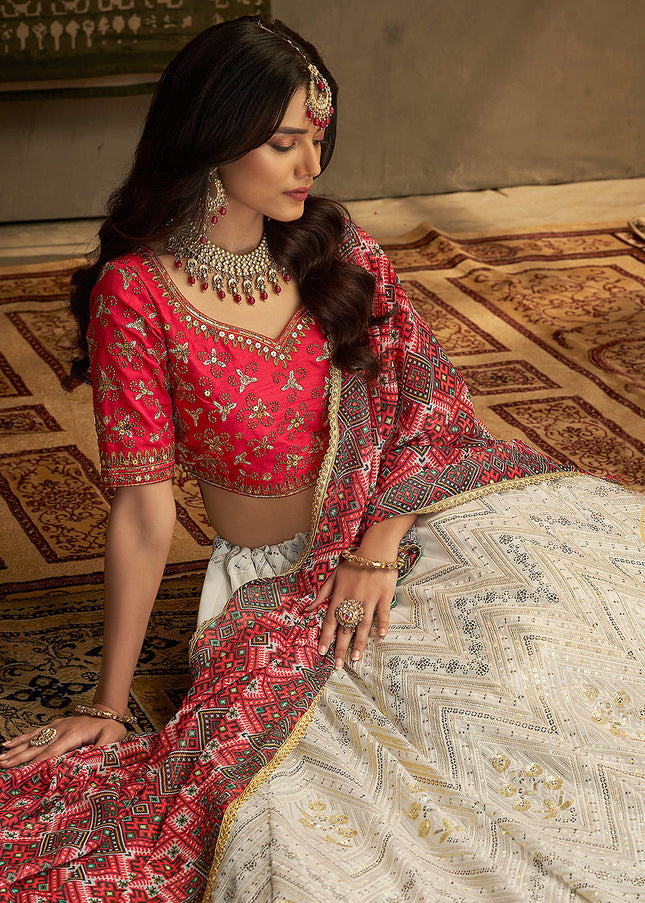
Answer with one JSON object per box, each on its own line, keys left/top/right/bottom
{"left": 167, "top": 227, "right": 291, "bottom": 305}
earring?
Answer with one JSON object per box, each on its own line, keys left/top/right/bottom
{"left": 207, "top": 171, "right": 228, "bottom": 225}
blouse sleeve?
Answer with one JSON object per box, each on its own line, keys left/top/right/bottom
{"left": 87, "top": 259, "right": 175, "bottom": 487}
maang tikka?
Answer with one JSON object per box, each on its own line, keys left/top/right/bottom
{"left": 257, "top": 22, "right": 335, "bottom": 128}
{"left": 305, "top": 62, "right": 334, "bottom": 128}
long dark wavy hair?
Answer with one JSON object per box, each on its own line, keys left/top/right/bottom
{"left": 68, "top": 15, "right": 380, "bottom": 384}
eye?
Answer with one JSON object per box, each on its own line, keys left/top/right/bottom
{"left": 269, "top": 142, "right": 296, "bottom": 153}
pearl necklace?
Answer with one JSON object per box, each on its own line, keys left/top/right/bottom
{"left": 167, "top": 228, "right": 291, "bottom": 305}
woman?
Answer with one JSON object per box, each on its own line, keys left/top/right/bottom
{"left": 1, "top": 15, "right": 644, "bottom": 903}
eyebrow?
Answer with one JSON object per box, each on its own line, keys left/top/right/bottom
{"left": 274, "top": 126, "right": 324, "bottom": 135}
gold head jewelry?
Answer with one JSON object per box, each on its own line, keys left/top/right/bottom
{"left": 305, "top": 63, "right": 334, "bottom": 128}
{"left": 257, "top": 22, "right": 334, "bottom": 128}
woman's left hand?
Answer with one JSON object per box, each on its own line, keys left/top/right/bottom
{"left": 305, "top": 561, "right": 398, "bottom": 669}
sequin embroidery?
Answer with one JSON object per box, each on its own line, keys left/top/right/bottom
{"left": 88, "top": 251, "right": 331, "bottom": 495}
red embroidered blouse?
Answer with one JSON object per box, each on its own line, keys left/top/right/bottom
{"left": 87, "top": 249, "right": 331, "bottom": 496}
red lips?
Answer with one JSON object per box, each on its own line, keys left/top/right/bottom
{"left": 284, "top": 187, "right": 311, "bottom": 201}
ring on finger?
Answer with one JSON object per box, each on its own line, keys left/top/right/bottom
{"left": 335, "top": 598, "right": 364, "bottom": 631}
{"left": 29, "top": 727, "right": 57, "bottom": 748}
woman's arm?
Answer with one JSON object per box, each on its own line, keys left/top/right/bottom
{"left": 0, "top": 481, "right": 176, "bottom": 768}
{"left": 94, "top": 481, "right": 176, "bottom": 713}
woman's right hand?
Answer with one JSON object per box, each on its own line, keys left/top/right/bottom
{"left": 0, "top": 715, "right": 127, "bottom": 770}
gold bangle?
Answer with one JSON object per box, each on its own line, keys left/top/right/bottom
{"left": 340, "top": 549, "right": 403, "bottom": 571}
{"left": 73, "top": 704, "right": 137, "bottom": 728}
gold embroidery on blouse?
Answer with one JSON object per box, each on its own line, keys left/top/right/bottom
{"left": 109, "top": 333, "right": 142, "bottom": 366}
{"left": 232, "top": 365, "right": 258, "bottom": 393}
{"left": 96, "top": 366, "right": 122, "bottom": 402}
{"left": 142, "top": 248, "right": 313, "bottom": 367}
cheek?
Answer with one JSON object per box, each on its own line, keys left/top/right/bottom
{"left": 231, "top": 154, "right": 283, "bottom": 199}
{"left": 249, "top": 150, "right": 288, "bottom": 188}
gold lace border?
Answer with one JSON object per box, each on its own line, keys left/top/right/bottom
{"left": 201, "top": 691, "right": 323, "bottom": 901}
{"left": 411, "top": 468, "right": 588, "bottom": 517}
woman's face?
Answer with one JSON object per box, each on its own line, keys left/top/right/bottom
{"left": 218, "top": 86, "right": 326, "bottom": 224}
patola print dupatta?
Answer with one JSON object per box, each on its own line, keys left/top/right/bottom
{"left": 0, "top": 224, "right": 573, "bottom": 903}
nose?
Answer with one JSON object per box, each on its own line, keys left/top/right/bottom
{"left": 297, "top": 140, "right": 322, "bottom": 179}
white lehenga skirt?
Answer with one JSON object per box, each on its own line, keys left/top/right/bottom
{"left": 201, "top": 475, "right": 645, "bottom": 903}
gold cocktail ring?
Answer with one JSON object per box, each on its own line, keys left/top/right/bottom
{"left": 334, "top": 599, "right": 364, "bottom": 631}
{"left": 29, "top": 727, "right": 58, "bottom": 747}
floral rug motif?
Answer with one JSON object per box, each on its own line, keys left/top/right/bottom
{"left": 386, "top": 222, "right": 645, "bottom": 488}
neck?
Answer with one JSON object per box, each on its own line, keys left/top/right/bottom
{"left": 206, "top": 203, "right": 264, "bottom": 254}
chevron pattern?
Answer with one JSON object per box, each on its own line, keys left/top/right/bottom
{"left": 213, "top": 476, "right": 645, "bottom": 903}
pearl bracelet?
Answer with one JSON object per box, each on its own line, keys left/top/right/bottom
{"left": 73, "top": 704, "right": 138, "bottom": 728}
{"left": 340, "top": 549, "right": 404, "bottom": 571}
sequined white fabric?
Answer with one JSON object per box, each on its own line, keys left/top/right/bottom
{"left": 209, "top": 475, "right": 645, "bottom": 902}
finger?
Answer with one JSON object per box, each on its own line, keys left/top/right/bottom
{"left": 1, "top": 720, "right": 53, "bottom": 748}
{"left": 1, "top": 716, "right": 67, "bottom": 747}
{"left": 0, "top": 743, "right": 48, "bottom": 769}
{"left": 31, "top": 741, "right": 77, "bottom": 765}
{"left": 333, "top": 622, "right": 355, "bottom": 670}
{"left": 317, "top": 601, "right": 341, "bottom": 655}
{"left": 350, "top": 608, "right": 377, "bottom": 662}
{"left": 1, "top": 734, "right": 33, "bottom": 748}
{"left": 0, "top": 736, "right": 34, "bottom": 763}
{"left": 306, "top": 572, "right": 335, "bottom": 611}
{"left": 377, "top": 596, "right": 392, "bottom": 639}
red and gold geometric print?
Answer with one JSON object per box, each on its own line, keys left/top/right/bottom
{"left": 0, "top": 223, "right": 571, "bottom": 902}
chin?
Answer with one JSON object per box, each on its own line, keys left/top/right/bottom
{"left": 269, "top": 207, "right": 307, "bottom": 224}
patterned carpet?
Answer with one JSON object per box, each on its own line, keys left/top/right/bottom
{"left": 1, "top": 222, "right": 644, "bottom": 737}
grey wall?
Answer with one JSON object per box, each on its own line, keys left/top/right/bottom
{"left": 1, "top": 0, "right": 644, "bottom": 222}
{"left": 297, "top": 0, "right": 645, "bottom": 200}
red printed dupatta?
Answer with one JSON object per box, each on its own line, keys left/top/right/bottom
{"left": 0, "top": 224, "right": 573, "bottom": 903}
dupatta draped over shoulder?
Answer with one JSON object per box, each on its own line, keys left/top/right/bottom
{"left": 0, "top": 223, "right": 573, "bottom": 903}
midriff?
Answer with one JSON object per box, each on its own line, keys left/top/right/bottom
{"left": 199, "top": 481, "right": 315, "bottom": 548}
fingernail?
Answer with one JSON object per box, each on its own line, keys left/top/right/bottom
{"left": 351, "top": 650, "right": 361, "bottom": 661}
{"left": 335, "top": 657, "right": 344, "bottom": 670}
{"left": 318, "top": 645, "right": 327, "bottom": 656}
{"left": 379, "top": 629, "right": 387, "bottom": 638}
